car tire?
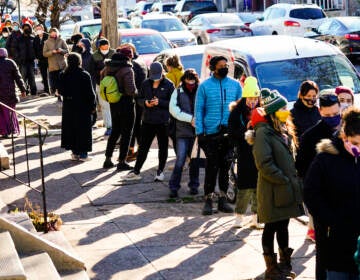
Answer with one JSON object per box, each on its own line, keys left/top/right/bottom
{"left": 197, "top": 37, "right": 203, "bottom": 45}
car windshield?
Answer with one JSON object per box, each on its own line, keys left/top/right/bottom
{"left": 182, "top": 1, "right": 217, "bottom": 12}
{"left": 180, "top": 53, "right": 203, "bottom": 75}
{"left": 60, "top": 25, "right": 74, "bottom": 39}
{"left": 207, "top": 15, "right": 243, "bottom": 24}
{"left": 120, "top": 34, "right": 172, "bottom": 54}
{"left": 289, "top": 8, "right": 326, "bottom": 20}
{"left": 142, "top": 19, "right": 185, "bottom": 32}
{"left": 254, "top": 54, "right": 360, "bottom": 101}
{"left": 80, "top": 21, "right": 132, "bottom": 39}
{"left": 341, "top": 18, "right": 360, "bottom": 31}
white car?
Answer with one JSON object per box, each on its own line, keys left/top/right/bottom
{"left": 137, "top": 13, "right": 197, "bottom": 46}
{"left": 250, "top": 3, "right": 327, "bottom": 37}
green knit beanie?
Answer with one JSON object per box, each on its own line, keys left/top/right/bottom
{"left": 261, "top": 88, "right": 287, "bottom": 115}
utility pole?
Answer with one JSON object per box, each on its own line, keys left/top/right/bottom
{"left": 101, "top": 0, "right": 118, "bottom": 49}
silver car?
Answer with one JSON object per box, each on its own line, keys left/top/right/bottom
{"left": 187, "top": 13, "right": 253, "bottom": 44}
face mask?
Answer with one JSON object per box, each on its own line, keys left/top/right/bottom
{"left": 13, "top": 26, "right": 19, "bottom": 31}
{"left": 24, "top": 29, "right": 31, "bottom": 35}
{"left": 185, "top": 83, "right": 196, "bottom": 92}
{"left": 100, "top": 49, "right": 109, "bottom": 55}
{"left": 50, "top": 35, "right": 57, "bottom": 39}
{"left": 322, "top": 114, "right": 341, "bottom": 129}
{"left": 344, "top": 140, "right": 360, "bottom": 158}
{"left": 36, "top": 30, "right": 43, "bottom": 36}
{"left": 246, "top": 100, "right": 259, "bottom": 110}
{"left": 2, "top": 33, "right": 8, "bottom": 37}
{"left": 302, "top": 97, "right": 317, "bottom": 106}
{"left": 81, "top": 47, "right": 86, "bottom": 53}
{"left": 275, "top": 110, "right": 290, "bottom": 123}
{"left": 340, "top": 102, "right": 350, "bottom": 112}
{"left": 216, "top": 67, "right": 228, "bottom": 78}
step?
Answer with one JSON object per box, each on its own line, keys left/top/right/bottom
{"left": 21, "top": 252, "right": 61, "bottom": 280}
{"left": 0, "top": 142, "right": 9, "bottom": 170}
{"left": 2, "top": 212, "right": 37, "bottom": 233}
{"left": 0, "top": 231, "right": 26, "bottom": 280}
{"left": 0, "top": 217, "right": 85, "bottom": 271}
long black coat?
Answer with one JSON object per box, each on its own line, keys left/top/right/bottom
{"left": 58, "top": 67, "right": 96, "bottom": 153}
{"left": 304, "top": 137, "right": 360, "bottom": 274}
{"left": 228, "top": 99, "right": 258, "bottom": 189}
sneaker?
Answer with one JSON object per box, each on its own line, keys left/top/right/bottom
{"left": 117, "top": 162, "right": 133, "bottom": 171}
{"left": 306, "top": 228, "right": 316, "bottom": 242}
{"left": 71, "top": 154, "right": 79, "bottom": 161}
{"left": 122, "top": 170, "right": 142, "bottom": 181}
{"left": 104, "top": 128, "right": 112, "bottom": 136}
{"left": 249, "top": 214, "right": 264, "bottom": 229}
{"left": 154, "top": 171, "right": 165, "bottom": 182}
{"left": 79, "top": 156, "right": 92, "bottom": 162}
{"left": 103, "top": 158, "right": 114, "bottom": 169}
{"left": 189, "top": 188, "right": 199, "bottom": 195}
{"left": 232, "top": 214, "right": 244, "bottom": 228}
{"left": 169, "top": 189, "right": 178, "bottom": 198}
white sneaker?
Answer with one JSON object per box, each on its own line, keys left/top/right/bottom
{"left": 249, "top": 214, "right": 264, "bottom": 229}
{"left": 123, "top": 171, "right": 142, "bottom": 181}
{"left": 232, "top": 214, "right": 244, "bottom": 228}
{"left": 79, "top": 156, "right": 92, "bottom": 162}
{"left": 71, "top": 154, "right": 79, "bottom": 161}
{"left": 154, "top": 171, "right": 164, "bottom": 182}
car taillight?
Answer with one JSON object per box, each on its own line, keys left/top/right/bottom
{"left": 344, "top": 34, "right": 360, "bottom": 40}
{"left": 284, "top": 20, "right": 300, "bottom": 27}
{"left": 141, "top": 11, "right": 147, "bottom": 15}
{"left": 240, "top": 26, "right": 252, "bottom": 33}
{"left": 206, "top": 28, "right": 221, "bottom": 34}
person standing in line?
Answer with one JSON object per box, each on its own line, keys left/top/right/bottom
{"left": 102, "top": 48, "right": 137, "bottom": 171}
{"left": 228, "top": 76, "right": 262, "bottom": 229}
{"left": 168, "top": 68, "right": 200, "bottom": 198}
{"left": 0, "top": 48, "right": 26, "bottom": 138}
{"left": 43, "top": 28, "right": 69, "bottom": 100}
{"left": 5, "top": 22, "right": 21, "bottom": 62}
{"left": 195, "top": 56, "right": 242, "bottom": 216}
{"left": 334, "top": 85, "right": 354, "bottom": 114}
{"left": 90, "top": 38, "right": 115, "bottom": 136}
{"left": 58, "top": 53, "right": 96, "bottom": 161}
{"left": 123, "top": 61, "right": 175, "bottom": 181}
{"left": 33, "top": 24, "right": 49, "bottom": 94}
{"left": 251, "top": 88, "right": 304, "bottom": 280}
{"left": 304, "top": 107, "right": 360, "bottom": 280}
{"left": 165, "top": 54, "right": 184, "bottom": 88}
{"left": 75, "top": 38, "right": 93, "bottom": 74}
{"left": 0, "top": 27, "right": 10, "bottom": 48}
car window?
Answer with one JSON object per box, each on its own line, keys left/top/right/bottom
{"left": 163, "top": 4, "right": 176, "bottom": 12}
{"left": 180, "top": 53, "right": 203, "bottom": 75}
{"left": 318, "top": 19, "right": 332, "bottom": 34}
{"left": 289, "top": 8, "right": 326, "bottom": 20}
{"left": 328, "top": 20, "right": 346, "bottom": 33}
{"left": 267, "top": 8, "right": 286, "bottom": 20}
{"left": 182, "top": 1, "right": 217, "bottom": 12}
{"left": 144, "top": 3, "right": 153, "bottom": 12}
{"left": 120, "top": 34, "right": 172, "bottom": 54}
{"left": 188, "top": 17, "right": 202, "bottom": 26}
{"left": 142, "top": 19, "right": 185, "bottom": 32}
{"left": 253, "top": 55, "right": 359, "bottom": 101}
{"left": 207, "top": 15, "right": 243, "bottom": 24}
{"left": 341, "top": 18, "right": 360, "bottom": 32}
{"left": 80, "top": 21, "right": 131, "bottom": 38}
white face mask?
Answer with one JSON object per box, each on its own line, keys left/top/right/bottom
{"left": 36, "top": 30, "right": 43, "bottom": 36}
{"left": 2, "top": 33, "right": 8, "bottom": 37}
{"left": 340, "top": 102, "right": 351, "bottom": 112}
{"left": 100, "top": 49, "right": 109, "bottom": 55}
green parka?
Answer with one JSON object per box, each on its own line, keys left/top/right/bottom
{"left": 252, "top": 122, "right": 304, "bottom": 223}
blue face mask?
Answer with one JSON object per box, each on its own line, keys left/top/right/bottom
{"left": 13, "top": 26, "right": 19, "bottom": 31}
{"left": 322, "top": 114, "right": 341, "bottom": 129}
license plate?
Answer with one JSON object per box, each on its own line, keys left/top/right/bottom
{"left": 225, "top": 30, "right": 235, "bottom": 35}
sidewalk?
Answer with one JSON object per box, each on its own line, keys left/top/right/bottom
{"left": 0, "top": 96, "right": 316, "bottom": 280}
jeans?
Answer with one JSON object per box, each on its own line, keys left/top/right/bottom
{"left": 169, "top": 137, "right": 199, "bottom": 191}
{"left": 198, "top": 134, "right": 232, "bottom": 196}
{"left": 327, "top": 271, "right": 358, "bottom": 280}
{"left": 20, "top": 63, "right": 37, "bottom": 95}
{"left": 134, "top": 123, "right": 168, "bottom": 173}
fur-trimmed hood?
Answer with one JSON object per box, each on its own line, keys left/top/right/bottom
{"left": 316, "top": 138, "right": 339, "bottom": 155}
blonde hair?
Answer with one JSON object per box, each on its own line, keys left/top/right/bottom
{"left": 165, "top": 54, "right": 183, "bottom": 71}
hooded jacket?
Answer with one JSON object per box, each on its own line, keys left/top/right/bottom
{"left": 43, "top": 35, "right": 68, "bottom": 72}
{"left": 90, "top": 48, "right": 115, "bottom": 85}
{"left": 79, "top": 38, "right": 93, "bottom": 73}
{"left": 304, "top": 137, "right": 360, "bottom": 273}
{"left": 15, "top": 23, "right": 36, "bottom": 65}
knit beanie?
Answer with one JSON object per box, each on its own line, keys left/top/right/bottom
{"left": 242, "top": 76, "right": 260, "bottom": 98}
{"left": 117, "top": 46, "right": 133, "bottom": 59}
{"left": 0, "top": 48, "right": 8, "bottom": 58}
{"left": 261, "top": 88, "right": 287, "bottom": 115}
{"left": 98, "top": 38, "right": 109, "bottom": 46}
{"left": 335, "top": 86, "right": 354, "bottom": 101}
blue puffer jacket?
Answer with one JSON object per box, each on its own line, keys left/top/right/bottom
{"left": 195, "top": 75, "right": 242, "bottom": 135}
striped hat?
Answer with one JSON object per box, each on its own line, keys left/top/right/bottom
{"left": 261, "top": 88, "right": 287, "bottom": 115}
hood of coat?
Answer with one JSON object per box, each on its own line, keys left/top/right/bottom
{"left": 316, "top": 138, "right": 339, "bottom": 155}
{"left": 80, "top": 38, "right": 91, "bottom": 53}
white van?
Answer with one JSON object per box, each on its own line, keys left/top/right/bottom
{"left": 201, "top": 35, "right": 360, "bottom": 105}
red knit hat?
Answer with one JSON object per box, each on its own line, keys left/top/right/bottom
{"left": 251, "top": 107, "right": 268, "bottom": 127}
{"left": 335, "top": 86, "right": 354, "bottom": 101}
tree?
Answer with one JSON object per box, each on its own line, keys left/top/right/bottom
{"left": 34, "top": 0, "right": 74, "bottom": 29}
{"left": 101, "top": 0, "right": 118, "bottom": 49}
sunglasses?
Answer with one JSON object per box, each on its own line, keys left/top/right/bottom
{"left": 319, "top": 94, "right": 338, "bottom": 102}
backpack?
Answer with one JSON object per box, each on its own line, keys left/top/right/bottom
{"left": 99, "top": 75, "right": 122, "bottom": 103}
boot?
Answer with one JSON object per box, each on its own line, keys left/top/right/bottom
{"left": 103, "top": 157, "right": 114, "bottom": 169}
{"left": 278, "top": 248, "right": 296, "bottom": 279}
{"left": 202, "top": 196, "right": 213, "bottom": 216}
{"left": 249, "top": 213, "right": 264, "bottom": 229}
{"left": 218, "top": 196, "right": 234, "bottom": 213}
{"left": 263, "top": 253, "right": 289, "bottom": 280}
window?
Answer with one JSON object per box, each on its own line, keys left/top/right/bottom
{"left": 289, "top": 8, "right": 326, "bottom": 20}
{"left": 182, "top": 1, "right": 217, "bottom": 12}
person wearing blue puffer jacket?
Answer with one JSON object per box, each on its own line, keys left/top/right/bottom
{"left": 195, "top": 56, "right": 242, "bottom": 215}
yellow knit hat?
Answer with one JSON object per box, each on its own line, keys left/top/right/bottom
{"left": 242, "top": 76, "right": 260, "bottom": 98}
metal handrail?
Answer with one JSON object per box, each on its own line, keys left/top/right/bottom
{"left": 0, "top": 101, "right": 49, "bottom": 233}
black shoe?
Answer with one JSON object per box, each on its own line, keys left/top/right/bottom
{"left": 202, "top": 198, "right": 213, "bottom": 215}
{"left": 189, "top": 188, "right": 199, "bottom": 195}
{"left": 103, "top": 157, "right": 114, "bottom": 169}
{"left": 117, "top": 162, "right": 133, "bottom": 171}
{"left": 218, "top": 196, "right": 234, "bottom": 213}
{"left": 169, "top": 189, "right": 178, "bottom": 198}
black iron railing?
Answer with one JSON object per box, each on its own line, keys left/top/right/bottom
{"left": 0, "top": 101, "right": 49, "bottom": 233}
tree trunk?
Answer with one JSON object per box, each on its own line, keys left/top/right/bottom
{"left": 50, "top": 0, "right": 61, "bottom": 29}
{"left": 101, "top": 0, "right": 118, "bottom": 49}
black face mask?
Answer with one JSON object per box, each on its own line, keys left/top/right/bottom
{"left": 73, "top": 45, "right": 83, "bottom": 54}
{"left": 217, "top": 67, "right": 228, "bottom": 78}
{"left": 24, "top": 29, "right": 32, "bottom": 35}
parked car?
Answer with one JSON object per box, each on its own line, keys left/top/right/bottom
{"left": 173, "top": 0, "right": 218, "bottom": 23}
{"left": 201, "top": 35, "right": 360, "bottom": 105}
{"left": 154, "top": 44, "right": 206, "bottom": 75}
{"left": 150, "top": 2, "right": 177, "bottom": 13}
{"left": 250, "top": 3, "right": 327, "bottom": 37}
{"left": 187, "top": 13, "right": 253, "bottom": 45}
{"left": 304, "top": 16, "right": 360, "bottom": 61}
{"left": 72, "top": 18, "right": 133, "bottom": 40}
{"left": 138, "top": 14, "right": 196, "bottom": 46}
{"left": 236, "top": 12, "right": 260, "bottom": 27}
{"left": 118, "top": 28, "right": 174, "bottom": 66}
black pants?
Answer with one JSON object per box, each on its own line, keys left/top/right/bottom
{"left": 134, "top": 123, "right": 168, "bottom": 173}
{"left": 314, "top": 217, "right": 328, "bottom": 280}
{"left": 105, "top": 104, "right": 135, "bottom": 162}
{"left": 38, "top": 61, "right": 49, "bottom": 92}
{"left": 49, "top": 70, "right": 61, "bottom": 95}
{"left": 198, "top": 134, "right": 232, "bottom": 196}
{"left": 129, "top": 104, "right": 142, "bottom": 148}
{"left": 20, "top": 63, "right": 37, "bottom": 95}
{"left": 262, "top": 219, "right": 290, "bottom": 254}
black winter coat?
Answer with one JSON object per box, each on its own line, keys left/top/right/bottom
{"left": 5, "top": 30, "right": 21, "bottom": 61}
{"left": 295, "top": 120, "right": 335, "bottom": 178}
{"left": 33, "top": 33, "right": 49, "bottom": 65}
{"left": 228, "top": 99, "right": 258, "bottom": 189}
{"left": 304, "top": 137, "right": 360, "bottom": 274}
{"left": 290, "top": 99, "right": 321, "bottom": 141}
{"left": 138, "top": 77, "right": 175, "bottom": 125}
{"left": 15, "top": 34, "right": 36, "bottom": 65}
{"left": 133, "top": 59, "right": 148, "bottom": 91}
{"left": 58, "top": 67, "right": 96, "bottom": 152}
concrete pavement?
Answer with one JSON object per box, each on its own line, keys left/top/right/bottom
{"left": 0, "top": 95, "right": 316, "bottom": 280}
